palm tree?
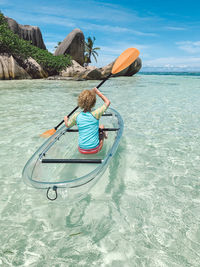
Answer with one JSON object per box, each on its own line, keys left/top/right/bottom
{"left": 54, "top": 41, "right": 61, "bottom": 50}
{"left": 84, "top": 36, "right": 100, "bottom": 66}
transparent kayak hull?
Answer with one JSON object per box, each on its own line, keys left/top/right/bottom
{"left": 22, "top": 108, "right": 124, "bottom": 201}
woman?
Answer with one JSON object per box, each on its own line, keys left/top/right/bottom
{"left": 64, "top": 87, "right": 110, "bottom": 154}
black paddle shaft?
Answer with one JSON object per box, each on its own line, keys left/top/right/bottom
{"left": 54, "top": 73, "right": 112, "bottom": 131}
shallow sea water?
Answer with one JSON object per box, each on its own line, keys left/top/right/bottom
{"left": 0, "top": 74, "right": 200, "bottom": 266}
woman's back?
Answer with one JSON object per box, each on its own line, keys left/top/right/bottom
{"left": 77, "top": 112, "right": 99, "bottom": 149}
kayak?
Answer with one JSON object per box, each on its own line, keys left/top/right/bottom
{"left": 22, "top": 107, "right": 124, "bottom": 201}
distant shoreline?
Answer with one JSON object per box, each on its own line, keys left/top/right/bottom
{"left": 139, "top": 71, "right": 200, "bottom": 76}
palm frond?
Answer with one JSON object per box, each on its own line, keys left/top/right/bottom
{"left": 92, "top": 50, "right": 99, "bottom": 56}
{"left": 84, "top": 36, "right": 100, "bottom": 64}
{"left": 92, "top": 52, "right": 98, "bottom": 62}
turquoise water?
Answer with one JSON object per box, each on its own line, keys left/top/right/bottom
{"left": 0, "top": 74, "right": 200, "bottom": 266}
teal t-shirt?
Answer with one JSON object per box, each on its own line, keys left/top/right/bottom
{"left": 66, "top": 104, "right": 108, "bottom": 149}
{"left": 76, "top": 112, "right": 99, "bottom": 149}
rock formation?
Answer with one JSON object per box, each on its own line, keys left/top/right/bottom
{"left": 58, "top": 57, "right": 142, "bottom": 80}
{"left": 80, "top": 67, "right": 102, "bottom": 80}
{"left": 116, "top": 57, "right": 142, "bottom": 76}
{"left": 0, "top": 54, "right": 48, "bottom": 79}
{"left": 0, "top": 54, "right": 30, "bottom": 79}
{"left": 5, "top": 17, "right": 46, "bottom": 50}
{"left": 60, "top": 60, "right": 85, "bottom": 77}
{"left": 54, "top": 28, "right": 85, "bottom": 66}
{"left": 0, "top": 53, "right": 141, "bottom": 80}
{"left": 60, "top": 60, "right": 101, "bottom": 80}
{"left": 100, "top": 57, "right": 142, "bottom": 78}
{"left": 24, "top": 58, "right": 48, "bottom": 78}
{"left": 1, "top": 14, "right": 142, "bottom": 80}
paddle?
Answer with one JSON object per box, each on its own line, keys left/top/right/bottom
{"left": 41, "top": 47, "right": 140, "bottom": 137}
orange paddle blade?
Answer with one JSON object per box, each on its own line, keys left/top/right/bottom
{"left": 111, "top": 48, "right": 140, "bottom": 74}
{"left": 40, "top": 128, "right": 56, "bottom": 138}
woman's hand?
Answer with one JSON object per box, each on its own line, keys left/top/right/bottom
{"left": 64, "top": 116, "right": 69, "bottom": 127}
{"left": 93, "top": 87, "right": 101, "bottom": 95}
{"left": 92, "top": 87, "right": 97, "bottom": 93}
{"left": 92, "top": 87, "right": 110, "bottom": 107}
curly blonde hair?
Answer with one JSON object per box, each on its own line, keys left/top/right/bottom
{"left": 78, "top": 90, "right": 96, "bottom": 111}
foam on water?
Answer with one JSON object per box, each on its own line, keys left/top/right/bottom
{"left": 0, "top": 75, "right": 200, "bottom": 266}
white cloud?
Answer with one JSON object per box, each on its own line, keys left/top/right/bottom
{"left": 37, "top": 2, "right": 155, "bottom": 24}
{"left": 5, "top": 9, "right": 156, "bottom": 37}
{"left": 176, "top": 41, "right": 200, "bottom": 54}
{"left": 17, "top": 13, "right": 156, "bottom": 37}
{"left": 100, "top": 44, "right": 148, "bottom": 54}
{"left": 19, "top": 15, "right": 76, "bottom": 28}
{"left": 3, "top": 1, "right": 158, "bottom": 37}
{"left": 81, "top": 23, "right": 157, "bottom": 36}
{"left": 93, "top": 54, "right": 115, "bottom": 67}
{"left": 143, "top": 56, "right": 200, "bottom": 70}
{"left": 165, "top": 26, "right": 186, "bottom": 31}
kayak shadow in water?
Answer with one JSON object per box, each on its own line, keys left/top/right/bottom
{"left": 64, "top": 140, "right": 126, "bottom": 227}
{"left": 105, "top": 137, "right": 126, "bottom": 210}
{"left": 65, "top": 194, "right": 91, "bottom": 227}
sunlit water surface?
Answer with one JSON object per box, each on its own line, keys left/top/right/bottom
{"left": 0, "top": 75, "right": 200, "bottom": 266}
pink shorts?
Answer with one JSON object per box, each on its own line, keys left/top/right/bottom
{"left": 78, "top": 143, "right": 102, "bottom": 154}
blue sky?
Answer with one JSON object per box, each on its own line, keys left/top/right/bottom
{"left": 1, "top": 0, "right": 200, "bottom": 71}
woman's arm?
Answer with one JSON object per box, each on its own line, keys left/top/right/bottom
{"left": 64, "top": 113, "right": 79, "bottom": 128}
{"left": 64, "top": 116, "right": 69, "bottom": 128}
{"left": 93, "top": 87, "right": 111, "bottom": 107}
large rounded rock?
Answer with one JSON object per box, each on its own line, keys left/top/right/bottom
{"left": 60, "top": 60, "right": 102, "bottom": 80}
{"left": 99, "top": 62, "right": 113, "bottom": 78}
{"left": 5, "top": 17, "right": 46, "bottom": 50}
{"left": 24, "top": 57, "right": 48, "bottom": 78}
{"left": 0, "top": 54, "right": 31, "bottom": 79}
{"left": 60, "top": 60, "right": 85, "bottom": 77}
{"left": 54, "top": 28, "right": 85, "bottom": 66}
{"left": 78, "top": 68, "right": 102, "bottom": 80}
{"left": 115, "top": 57, "right": 142, "bottom": 76}
{"left": 100, "top": 57, "right": 142, "bottom": 78}
{"left": 0, "top": 54, "right": 48, "bottom": 79}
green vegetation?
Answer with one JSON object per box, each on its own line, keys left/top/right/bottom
{"left": 84, "top": 36, "right": 100, "bottom": 66}
{"left": 0, "top": 12, "right": 71, "bottom": 75}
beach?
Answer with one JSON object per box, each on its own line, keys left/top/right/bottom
{"left": 0, "top": 74, "right": 200, "bottom": 266}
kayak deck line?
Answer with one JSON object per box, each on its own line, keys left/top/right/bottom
{"left": 67, "top": 128, "right": 120, "bottom": 132}
{"left": 42, "top": 159, "right": 103, "bottom": 164}
{"left": 102, "top": 113, "right": 113, "bottom": 116}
